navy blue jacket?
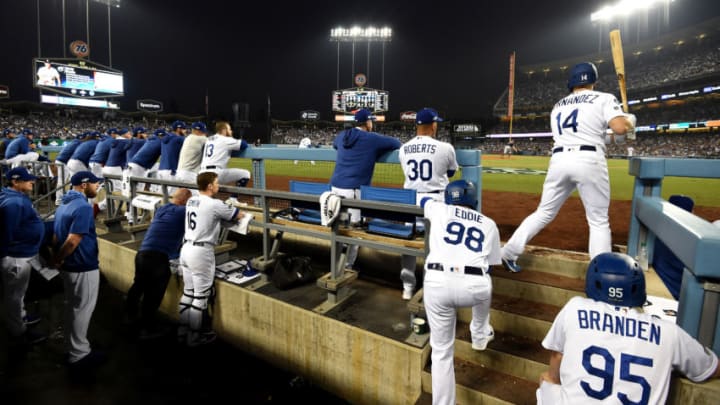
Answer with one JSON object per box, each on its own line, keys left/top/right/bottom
{"left": 54, "top": 190, "right": 98, "bottom": 272}
{"left": 330, "top": 128, "right": 401, "bottom": 189}
{"left": 139, "top": 203, "right": 186, "bottom": 259}
{"left": 0, "top": 188, "right": 45, "bottom": 258}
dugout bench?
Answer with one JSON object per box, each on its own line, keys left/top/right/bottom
{"left": 628, "top": 158, "right": 720, "bottom": 355}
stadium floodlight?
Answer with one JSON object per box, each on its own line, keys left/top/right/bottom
{"left": 591, "top": 0, "right": 673, "bottom": 22}
{"left": 91, "top": 0, "right": 121, "bottom": 7}
{"left": 330, "top": 26, "right": 393, "bottom": 42}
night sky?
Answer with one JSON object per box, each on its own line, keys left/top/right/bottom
{"left": 1, "top": 0, "right": 719, "bottom": 123}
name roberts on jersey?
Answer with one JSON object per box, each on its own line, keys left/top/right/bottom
{"left": 403, "top": 143, "right": 437, "bottom": 154}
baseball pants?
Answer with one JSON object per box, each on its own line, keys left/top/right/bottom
{"left": 401, "top": 192, "right": 445, "bottom": 292}
{"left": 127, "top": 162, "right": 149, "bottom": 192}
{"left": 502, "top": 150, "right": 611, "bottom": 260}
{"left": 6, "top": 152, "right": 40, "bottom": 168}
{"left": 424, "top": 268, "right": 493, "bottom": 405}
{"left": 178, "top": 244, "right": 216, "bottom": 343}
{"left": 101, "top": 165, "right": 123, "bottom": 193}
{"left": 156, "top": 169, "right": 177, "bottom": 195}
{"left": 125, "top": 250, "right": 171, "bottom": 329}
{"left": 331, "top": 186, "right": 361, "bottom": 268}
{"left": 175, "top": 169, "right": 198, "bottom": 195}
{"left": 55, "top": 161, "right": 70, "bottom": 205}
{"left": 62, "top": 270, "right": 99, "bottom": 363}
{"left": 1, "top": 256, "right": 35, "bottom": 337}
{"left": 89, "top": 162, "right": 107, "bottom": 209}
{"left": 66, "top": 158, "right": 89, "bottom": 178}
{"left": 201, "top": 167, "right": 251, "bottom": 185}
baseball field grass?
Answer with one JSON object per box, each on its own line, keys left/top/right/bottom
{"left": 229, "top": 155, "right": 720, "bottom": 207}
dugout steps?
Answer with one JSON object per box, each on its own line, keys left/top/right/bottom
{"left": 413, "top": 249, "right": 720, "bottom": 405}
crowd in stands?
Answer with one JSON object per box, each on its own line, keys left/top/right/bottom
{"left": 478, "top": 132, "right": 720, "bottom": 159}
{"left": 495, "top": 36, "right": 720, "bottom": 112}
{"left": 272, "top": 124, "right": 452, "bottom": 146}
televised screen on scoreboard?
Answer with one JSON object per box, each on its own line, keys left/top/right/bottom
{"left": 332, "top": 88, "right": 389, "bottom": 113}
{"left": 33, "top": 58, "right": 124, "bottom": 98}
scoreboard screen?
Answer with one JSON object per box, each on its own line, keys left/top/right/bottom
{"left": 332, "top": 88, "right": 389, "bottom": 113}
{"left": 33, "top": 58, "right": 124, "bottom": 98}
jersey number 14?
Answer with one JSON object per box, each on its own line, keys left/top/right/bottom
{"left": 555, "top": 108, "right": 579, "bottom": 135}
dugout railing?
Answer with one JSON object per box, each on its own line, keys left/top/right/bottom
{"left": 628, "top": 157, "right": 720, "bottom": 355}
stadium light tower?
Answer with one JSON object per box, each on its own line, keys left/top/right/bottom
{"left": 330, "top": 26, "right": 392, "bottom": 90}
{"left": 90, "top": 0, "right": 121, "bottom": 67}
{"left": 591, "top": 0, "right": 673, "bottom": 51}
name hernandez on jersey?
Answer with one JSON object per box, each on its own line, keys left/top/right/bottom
{"left": 423, "top": 200, "right": 501, "bottom": 271}
{"left": 183, "top": 195, "right": 238, "bottom": 245}
{"left": 550, "top": 89, "right": 626, "bottom": 151}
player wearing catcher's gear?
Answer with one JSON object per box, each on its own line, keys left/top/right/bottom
{"left": 200, "top": 121, "right": 250, "bottom": 206}
{"left": 52, "top": 171, "right": 105, "bottom": 369}
{"left": 422, "top": 180, "right": 501, "bottom": 405}
{"left": 0, "top": 168, "right": 47, "bottom": 345}
{"left": 501, "top": 62, "right": 636, "bottom": 272}
{"left": 176, "top": 121, "right": 208, "bottom": 194}
{"left": 178, "top": 172, "right": 247, "bottom": 347}
{"left": 538, "top": 252, "right": 720, "bottom": 404}
{"left": 398, "top": 107, "right": 458, "bottom": 300}
{"left": 330, "top": 108, "right": 401, "bottom": 269}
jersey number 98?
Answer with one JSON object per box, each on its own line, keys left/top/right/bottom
{"left": 443, "top": 221, "right": 484, "bottom": 252}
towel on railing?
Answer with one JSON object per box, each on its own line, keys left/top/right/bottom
{"left": 319, "top": 191, "right": 343, "bottom": 226}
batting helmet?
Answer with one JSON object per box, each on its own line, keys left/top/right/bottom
{"left": 585, "top": 252, "right": 646, "bottom": 307}
{"left": 445, "top": 179, "right": 478, "bottom": 210}
{"left": 567, "top": 62, "right": 598, "bottom": 91}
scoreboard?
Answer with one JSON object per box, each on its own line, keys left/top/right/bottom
{"left": 33, "top": 58, "right": 124, "bottom": 98}
{"left": 332, "top": 87, "right": 389, "bottom": 113}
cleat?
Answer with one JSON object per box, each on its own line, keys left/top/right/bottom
{"left": 402, "top": 286, "right": 414, "bottom": 301}
{"left": 225, "top": 197, "right": 247, "bottom": 208}
{"left": 501, "top": 257, "right": 522, "bottom": 273}
{"left": 472, "top": 331, "right": 494, "bottom": 351}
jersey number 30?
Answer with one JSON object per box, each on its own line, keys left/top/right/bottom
{"left": 443, "top": 221, "right": 484, "bottom": 252}
{"left": 406, "top": 159, "right": 432, "bottom": 181}
{"left": 581, "top": 345, "right": 652, "bottom": 405}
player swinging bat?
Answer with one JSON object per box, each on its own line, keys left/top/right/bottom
{"left": 610, "top": 29, "right": 636, "bottom": 140}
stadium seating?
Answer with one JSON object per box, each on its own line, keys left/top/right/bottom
{"left": 288, "top": 180, "right": 331, "bottom": 224}
{"left": 360, "top": 186, "right": 417, "bottom": 239}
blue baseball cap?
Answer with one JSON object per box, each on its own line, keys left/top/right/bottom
{"left": 2, "top": 128, "right": 13, "bottom": 136}
{"left": 6, "top": 167, "right": 37, "bottom": 182}
{"left": 22, "top": 128, "right": 34, "bottom": 136}
{"left": 171, "top": 120, "right": 187, "bottom": 130}
{"left": 118, "top": 127, "right": 130, "bottom": 135}
{"left": 354, "top": 108, "right": 375, "bottom": 123}
{"left": 133, "top": 126, "right": 147, "bottom": 136}
{"left": 154, "top": 128, "right": 168, "bottom": 137}
{"left": 76, "top": 132, "right": 90, "bottom": 140}
{"left": 416, "top": 108, "right": 443, "bottom": 125}
{"left": 70, "top": 171, "right": 103, "bottom": 186}
{"left": 107, "top": 127, "right": 119, "bottom": 135}
{"left": 191, "top": 121, "right": 207, "bottom": 132}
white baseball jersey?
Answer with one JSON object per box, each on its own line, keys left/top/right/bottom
{"left": 399, "top": 136, "right": 458, "bottom": 193}
{"left": 299, "top": 137, "right": 312, "bottom": 149}
{"left": 551, "top": 89, "right": 625, "bottom": 153}
{"left": 541, "top": 296, "right": 718, "bottom": 405}
{"left": 183, "top": 194, "right": 238, "bottom": 245}
{"left": 424, "top": 200, "right": 501, "bottom": 270}
{"left": 177, "top": 134, "right": 207, "bottom": 172}
{"left": 200, "top": 134, "right": 243, "bottom": 169}
{"left": 37, "top": 66, "right": 60, "bottom": 85}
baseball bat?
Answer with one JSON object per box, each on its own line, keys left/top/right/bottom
{"left": 609, "top": 29, "right": 628, "bottom": 113}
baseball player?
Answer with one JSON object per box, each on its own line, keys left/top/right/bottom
{"left": 0, "top": 167, "right": 47, "bottom": 345}
{"left": 5, "top": 129, "right": 41, "bottom": 168}
{"left": 0, "top": 128, "right": 16, "bottom": 159}
{"left": 52, "top": 171, "right": 106, "bottom": 370}
{"left": 398, "top": 107, "right": 458, "bottom": 300}
{"left": 36, "top": 61, "right": 60, "bottom": 86}
{"left": 537, "top": 252, "right": 720, "bottom": 404}
{"left": 89, "top": 129, "right": 119, "bottom": 211}
{"left": 501, "top": 62, "right": 636, "bottom": 272}
{"left": 422, "top": 179, "right": 501, "bottom": 405}
{"left": 102, "top": 128, "right": 132, "bottom": 193}
{"left": 128, "top": 129, "right": 165, "bottom": 192}
{"left": 178, "top": 172, "right": 247, "bottom": 347}
{"left": 125, "top": 188, "right": 191, "bottom": 340}
{"left": 53, "top": 133, "right": 83, "bottom": 206}
{"left": 126, "top": 127, "right": 148, "bottom": 164}
{"left": 199, "top": 121, "right": 250, "bottom": 206}
{"left": 67, "top": 132, "right": 100, "bottom": 178}
{"left": 330, "top": 108, "right": 401, "bottom": 269}
{"left": 294, "top": 136, "right": 315, "bottom": 165}
{"left": 156, "top": 121, "right": 187, "bottom": 194}
{"left": 175, "top": 121, "right": 208, "bottom": 194}
{"left": 502, "top": 138, "right": 516, "bottom": 159}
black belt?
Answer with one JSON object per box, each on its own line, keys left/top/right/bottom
{"left": 185, "top": 241, "right": 210, "bottom": 247}
{"left": 204, "top": 165, "right": 218, "bottom": 169}
{"left": 427, "top": 263, "right": 484, "bottom": 276}
{"left": 420, "top": 190, "right": 442, "bottom": 194}
{"left": 552, "top": 145, "right": 596, "bottom": 154}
